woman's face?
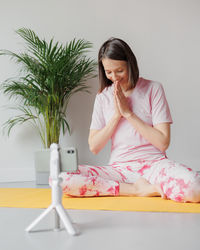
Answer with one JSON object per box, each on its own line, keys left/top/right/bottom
{"left": 102, "top": 58, "right": 129, "bottom": 87}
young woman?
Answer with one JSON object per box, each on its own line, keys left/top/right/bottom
{"left": 60, "top": 38, "right": 200, "bottom": 202}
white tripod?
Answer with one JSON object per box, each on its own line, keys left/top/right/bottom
{"left": 25, "top": 143, "right": 78, "bottom": 235}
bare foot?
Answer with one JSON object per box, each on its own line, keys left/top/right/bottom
{"left": 119, "top": 178, "right": 165, "bottom": 198}
{"left": 134, "top": 178, "right": 164, "bottom": 198}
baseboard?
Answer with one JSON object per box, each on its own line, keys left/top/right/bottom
{"left": 0, "top": 168, "right": 35, "bottom": 182}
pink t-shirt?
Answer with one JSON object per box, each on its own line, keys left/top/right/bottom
{"left": 90, "top": 77, "right": 173, "bottom": 164}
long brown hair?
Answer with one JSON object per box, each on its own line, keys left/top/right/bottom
{"left": 98, "top": 38, "right": 139, "bottom": 92}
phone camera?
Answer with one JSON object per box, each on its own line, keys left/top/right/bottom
{"left": 67, "top": 149, "right": 75, "bottom": 154}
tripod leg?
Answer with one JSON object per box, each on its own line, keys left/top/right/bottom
{"left": 25, "top": 205, "right": 53, "bottom": 232}
{"left": 56, "top": 204, "right": 78, "bottom": 236}
{"left": 53, "top": 208, "right": 61, "bottom": 231}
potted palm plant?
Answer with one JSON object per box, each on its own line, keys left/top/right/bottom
{"left": 0, "top": 28, "right": 96, "bottom": 184}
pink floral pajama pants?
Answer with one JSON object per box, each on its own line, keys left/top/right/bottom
{"left": 59, "top": 158, "right": 200, "bottom": 202}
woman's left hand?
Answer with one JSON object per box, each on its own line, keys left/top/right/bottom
{"left": 114, "top": 81, "right": 133, "bottom": 118}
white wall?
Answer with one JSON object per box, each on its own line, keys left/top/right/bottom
{"left": 0, "top": 0, "right": 200, "bottom": 182}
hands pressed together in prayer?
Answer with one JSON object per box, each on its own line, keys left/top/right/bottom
{"left": 114, "top": 81, "right": 133, "bottom": 119}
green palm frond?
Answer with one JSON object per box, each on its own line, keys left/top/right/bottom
{"left": 0, "top": 28, "right": 97, "bottom": 148}
{"left": 2, "top": 105, "right": 37, "bottom": 136}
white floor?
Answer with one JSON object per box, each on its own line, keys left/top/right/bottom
{"left": 0, "top": 182, "right": 200, "bottom": 250}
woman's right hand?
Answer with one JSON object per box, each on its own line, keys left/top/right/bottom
{"left": 114, "top": 81, "right": 122, "bottom": 119}
{"left": 88, "top": 81, "right": 122, "bottom": 155}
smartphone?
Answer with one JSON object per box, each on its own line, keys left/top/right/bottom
{"left": 59, "top": 147, "right": 78, "bottom": 173}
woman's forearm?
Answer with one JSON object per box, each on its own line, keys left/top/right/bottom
{"left": 88, "top": 115, "right": 121, "bottom": 154}
{"left": 125, "top": 113, "right": 170, "bottom": 152}
{"left": 114, "top": 82, "right": 170, "bottom": 152}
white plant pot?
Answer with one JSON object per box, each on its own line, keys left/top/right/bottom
{"left": 34, "top": 147, "right": 78, "bottom": 185}
{"left": 34, "top": 149, "right": 50, "bottom": 185}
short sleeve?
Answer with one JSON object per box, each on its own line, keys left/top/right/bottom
{"left": 90, "top": 93, "right": 106, "bottom": 130}
{"left": 151, "top": 83, "right": 173, "bottom": 125}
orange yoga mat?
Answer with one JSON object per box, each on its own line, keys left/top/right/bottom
{"left": 0, "top": 188, "right": 200, "bottom": 213}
